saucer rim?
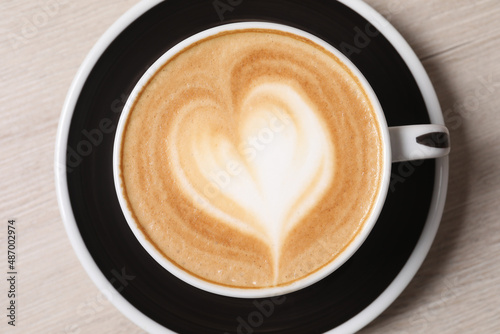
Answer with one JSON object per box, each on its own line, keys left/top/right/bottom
{"left": 54, "top": 0, "right": 449, "bottom": 333}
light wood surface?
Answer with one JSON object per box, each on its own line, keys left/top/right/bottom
{"left": 1, "top": 0, "right": 499, "bottom": 333}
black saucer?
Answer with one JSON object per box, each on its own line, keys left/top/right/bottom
{"left": 63, "top": 1, "right": 436, "bottom": 333}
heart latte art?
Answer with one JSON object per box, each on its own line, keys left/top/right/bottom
{"left": 120, "top": 29, "right": 383, "bottom": 288}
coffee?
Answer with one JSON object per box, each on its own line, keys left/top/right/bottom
{"left": 119, "top": 29, "right": 384, "bottom": 289}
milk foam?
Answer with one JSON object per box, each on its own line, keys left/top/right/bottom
{"left": 120, "top": 29, "right": 383, "bottom": 288}
{"left": 168, "top": 82, "right": 334, "bottom": 277}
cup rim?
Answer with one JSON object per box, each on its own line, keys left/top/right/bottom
{"left": 112, "top": 21, "right": 392, "bottom": 298}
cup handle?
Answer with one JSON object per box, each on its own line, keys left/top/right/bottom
{"left": 389, "top": 124, "right": 450, "bottom": 163}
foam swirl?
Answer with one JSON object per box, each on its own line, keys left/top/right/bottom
{"left": 120, "top": 29, "right": 383, "bottom": 288}
{"left": 168, "top": 81, "right": 335, "bottom": 280}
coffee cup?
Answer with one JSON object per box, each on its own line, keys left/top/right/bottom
{"left": 113, "top": 22, "right": 449, "bottom": 298}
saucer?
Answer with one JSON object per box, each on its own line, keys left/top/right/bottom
{"left": 55, "top": 0, "right": 449, "bottom": 333}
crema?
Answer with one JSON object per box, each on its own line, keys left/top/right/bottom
{"left": 119, "top": 29, "right": 383, "bottom": 288}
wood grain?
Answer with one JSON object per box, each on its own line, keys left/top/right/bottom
{"left": 1, "top": 0, "right": 499, "bottom": 333}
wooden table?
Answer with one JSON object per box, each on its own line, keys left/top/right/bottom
{"left": 1, "top": 0, "right": 499, "bottom": 333}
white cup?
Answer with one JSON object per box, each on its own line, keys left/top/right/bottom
{"left": 113, "top": 22, "right": 450, "bottom": 298}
